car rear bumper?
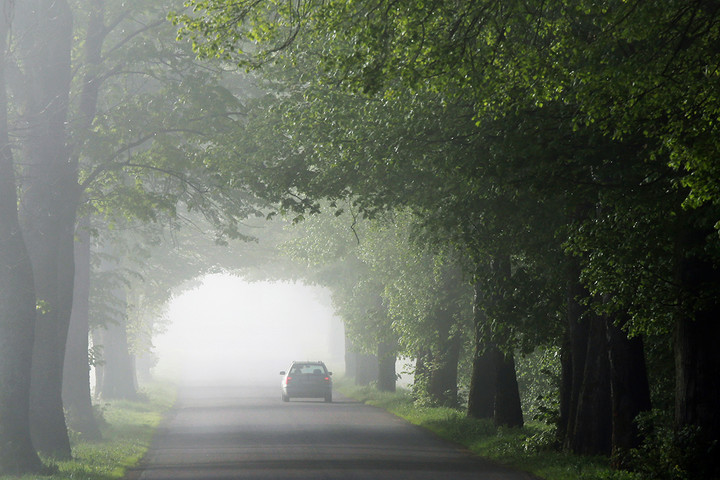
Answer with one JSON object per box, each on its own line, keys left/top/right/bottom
{"left": 283, "top": 385, "right": 331, "bottom": 398}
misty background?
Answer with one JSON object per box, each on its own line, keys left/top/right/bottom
{"left": 153, "top": 275, "right": 345, "bottom": 386}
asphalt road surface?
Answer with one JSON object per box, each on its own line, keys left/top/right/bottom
{"left": 126, "top": 384, "right": 537, "bottom": 480}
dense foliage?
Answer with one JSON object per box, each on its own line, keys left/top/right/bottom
{"left": 172, "top": 0, "right": 720, "bottom": 477}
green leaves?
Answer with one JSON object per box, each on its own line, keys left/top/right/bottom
{"left": 172, "top": 0, "right": 720, "bottom": 360}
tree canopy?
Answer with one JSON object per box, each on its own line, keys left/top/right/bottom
{"left": 172, "top": 0, "right": 720, "bottom": 474}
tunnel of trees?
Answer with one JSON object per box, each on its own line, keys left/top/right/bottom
{"left": 1, "top": 0, "right": 719, "bottom": 478}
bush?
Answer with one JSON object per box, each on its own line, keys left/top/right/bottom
{"left": 627, "top": 410, "right": 719, "bottom": 480}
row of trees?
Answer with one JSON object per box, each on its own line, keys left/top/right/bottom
{"left": 173, "top": 0, "right": 720, "bottom": 475}
{"left": 282, "top": 208, "right": 475, "bottom": 408}
{"left": 2, "top": 0, "right": 720, "bottom": 477}
{"left": 0, "top": 0, "right": 267, "bottom": 473}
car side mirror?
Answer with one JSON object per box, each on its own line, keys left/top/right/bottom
{"left": 328, "top": 372, "right": 333, "bottom": 376}
{"left": 279, "top": 371, "right": 286, "bottom": 375}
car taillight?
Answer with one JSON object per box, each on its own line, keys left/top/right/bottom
{"left": 286, "top": 376, "right": 292, "bottom": 384}
{"left": 324, "top": 377, "right": 330, "bottom": 381}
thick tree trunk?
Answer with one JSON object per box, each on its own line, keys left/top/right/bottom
{"left": 427, "top": 332, "right": 462, "bottom": 408}
{"left": 493, "top": 349, "right": 524, "bottom": 428}
{"left": 27, "top": 215, "right": 76, "bottom": 458}
{"left": 606, "top": 317, "right": 651, "bottom": 466}
{"left": 674, "top": 315, "right": 720, "bottom": 432}
{"left": 97, "top": 323, "right": 138, "bottom": 400}
{"left": 377, "top": 340, "right": 396, "bottom": 392}
{"left": 468, "top": 347, "right": 497, "bottom": 419}
{"left": 467, "top": 281, "right": 496, "bottom": 419}
{"left": 414, "top": 304, "right": 463, "bottom": 407}
{"left": 563, "top": 258, "right": 614, "bottom": 455}
{"left": 62, "top": 220, "right": 101, "bottom": 439}
{"left": 557, "top": 335, "right": 572, "bottom": 444}
{"left": 486, "top": 254, "right": 523, "bottom": 426}
{"left": 569, "top": 313, "right": 612, "bottom": 455}
{"left": 673, "top": 215, "right": 720, "bottom": 468}
{"left": 97, "top": 289, "right": 138, "bottom": 400}
{"left": 467, "top": 274, "right": 523, "bottom": 425}
{"left": 562, "top": 258, "right": 590, "bottom": 451}
{"left": 61, "top": 0, "right": 107, "bottom": 434}
{"left": 674, "top": 313, "right": 720, "bottom": 480}
{"left": 16, "top": 0, "right": 75, "bottom": 460}
{"left": 0, "top": 15, "right": 44, "bottom": 472}
{"left": 344, "top": 334, "right": 357, "bottom": 379}
{"left": 354, "top": 353, "right": 379, "bottom": 386}
{"left": 413, "top": 349, "right": 431, "bottom": 400}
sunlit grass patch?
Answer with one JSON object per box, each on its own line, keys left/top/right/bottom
{"left": 0, "top": 382, "right": 176, "bottom": 480}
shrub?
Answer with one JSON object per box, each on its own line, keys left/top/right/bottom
{"left": 627, "top": 410, "right": 719, "bottom": 480}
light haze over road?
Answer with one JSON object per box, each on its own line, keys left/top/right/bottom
{"left": 127, "top": 383, "right": 537, "bottom": 480}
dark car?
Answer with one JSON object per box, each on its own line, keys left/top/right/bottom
{"left": 280, "top": 361, "right": 332, "bottom": 403}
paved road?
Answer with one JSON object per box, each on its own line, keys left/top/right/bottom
{"left": 126, "top": 384, "right": 537, "bottom": 480}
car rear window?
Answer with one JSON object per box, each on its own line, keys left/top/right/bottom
{"left": 291, "top": 364, "right": 327, "bottom": 375}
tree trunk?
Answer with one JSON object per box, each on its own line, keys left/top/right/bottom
{"left": 0, "top": 12, "right": 44, "bottom": 472}
{"left": 557, "top": 335, "right": 573, "bottom": 444}
{"left": 354, "top": 353, "right": 379, "bottom": 386}
{"left": 61, "top": 0, "right": 107, "bottom": 435}
{"left": 493, "top": 349, "right": 524, "bottom": 428}
{"left": 486, "top": 254, "right": 523, "bottom": 426}
{"left": 606, "top": 317, "right": 651, "bottom": 466}
{"left": 97, "top": 288, "right": 138, "bottom": 400}
{"left": 62, "top": 219, "right": 101, "bottom": 439}
{"left": 673, "top": 214, "right": 720, "bottom": 466}
{"left": 16, "top": 0, "right": 75, "bottom": 460}
{"left": 569, "top": 313, "right": 612, "bottom": 456}
{"left": 413, "top": 349, "right": 431, "bottom": 400}
{"left": 467, "top": 280, "right": 496, "bottom": 419}
{"left": 674, "top": 315, "right": 720, "bottom": 432}
{"left": 427, "top": 331, "right": 462, "bottom": 407}
{"left": 377, "top": 339, "right": 396, "bottom": 392}
{"left": 344, "top": 334, "right": 357, "bottom": 379}
{"left": 562, "top": 258, "right": 590, "bottom": 451}
{"left": 427, "top": 342, "right": 458, "bottom": 407}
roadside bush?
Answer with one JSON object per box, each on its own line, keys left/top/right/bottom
{"left": 627, "top": 410, "right": 719, "bottom": 480}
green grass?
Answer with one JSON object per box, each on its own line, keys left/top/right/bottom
{"left": 1, "top": 382, "right": 176, "bottom": 480}
{"left": 337, "top": 380, "right": 640, "bottom": 480}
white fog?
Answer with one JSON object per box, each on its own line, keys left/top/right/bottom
{"left": 153, "top": 274, "right": 345, "bottom": 386}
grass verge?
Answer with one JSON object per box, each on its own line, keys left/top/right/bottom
{"left": 1, "top": 382, "right": 176, "bottom": 480}
{"left": 337, "top": 380, "right": 639, "bottom": 480}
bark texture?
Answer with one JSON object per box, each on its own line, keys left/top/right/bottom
{"left": 62, "top": 221, "right": 101, "bottom": 438}
{"left": 17, "top": 0, "right": 75, "bottom": 459}
{"left": 606, "top": 318, "right": 651, "bottom": 465}
{"left": 562, "top": 258, "right": 613, "bottom": 455}
{"left": 493, "top": 349, "right": 524, "bottom": 428}
{"left": 467, "top": 345, "right": 497, "bottom": 419}
{"left": 467, "top": 280, "right": 497, "bottom": 419}
{"left": 562, "top": 259, "right": 590, "bottom": 452}
{"left": 355, "top": 353, "right": 379, "bottom": 386}
{"left": 377, "top": 340, "right": 397, "bottom": 392}
{"left": 557, "top": 336, "right": 573, "bottom": 443}
{"left": 0, "top": 11, "right": 44, "bottom": 473}
{"left": 467, "top": 277, "right": 523, "bottom": 426}
{"left": 426, "top": 328, "right": 462, "bottom": 407}
{"left": 96, "top": 288, "right": 138, "bottom": 399}
{"left": 673, "top": 213, "right": 720, "bottom": 467}
{"left": 61, "top": 0, "right": 108, "bottom": 437}
{"left": 569, "top": 313, "right": 612, "bottom": 455}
